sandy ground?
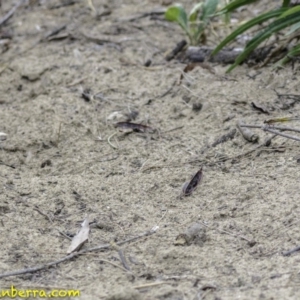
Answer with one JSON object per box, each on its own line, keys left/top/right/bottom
{"left": 1, "top": 1, "right": 300, "bottom": 299}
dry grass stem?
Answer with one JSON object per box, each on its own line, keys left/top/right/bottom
{"left": 0, "top": 228, "right": 157, "bottom": 279}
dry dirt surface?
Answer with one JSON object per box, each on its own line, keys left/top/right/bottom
{"left": 1, "top": 1, "right": 300, "bottom": 299}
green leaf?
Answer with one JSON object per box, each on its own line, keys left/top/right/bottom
{"left": 280, "top": 5, "right": 300, "bottom": 18}
{"left": 189, "top": 3, "right": 203, "bottom": 22}
{"left": 227, "top": 11, "right": 300, "bottom": 72}
{"left": 165, "top": 4, "right": 189, "bottom": 33}
{"left": 191, "top": 0, "right": 219, "bottom": 44}
{"left": 220, "top": 0, "right": 258, "bottom": 14}
{"left": 212, "top": 8, "right": 287, "bottom": 56}
{"left": 200, "top": 0, "right": 219, "bottom": 22}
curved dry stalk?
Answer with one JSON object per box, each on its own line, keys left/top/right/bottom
{"left": 107, "top": 132, "right": 118, "bottom": 149}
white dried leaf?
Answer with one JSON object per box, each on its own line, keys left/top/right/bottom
{"left": 107, "top": 111, "right": 124, "bottom": 121}
{"left": 67, "top": 217, "right": 90, "bottom": 254}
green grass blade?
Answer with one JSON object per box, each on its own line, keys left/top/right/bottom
{"left": 212, "top": 8, "right": 287, "bottom": 56}
{"left": 280, "top": 5, "right": 300, "bottom": 18}
{"left": 220, "top": 0, "right": 258, "bottom": 14}
{"left": 246, "top": 11, "right": 300, "bottom": 49}
{"left": 227, "top": 12, "right": 300, "bottom": 72}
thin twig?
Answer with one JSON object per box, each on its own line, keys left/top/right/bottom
{"left": 109, "top": 241, "right": 131, "bottom": 271}
{"left": 159, "top": 80, "right": 177, "bottom": 98}
{"left": 264, "top": 127, "right": 300, "bottom": 142}
{"left": 240, "top": 124, "right": 300, "bottom": 134}
{"left": 33, "top": 206, "right": 72, "bottom": 240}
{"left": 0, "top": 228, "right": 157, "bottom": 279}
{"left": 282, "top": 245, "right": 300, "bottom": 256}
{"left": 57, "top": 230, "right": 72, "bottom": 241}
{"left": 66, "top": 77, "right": 87, "bottom": 87}
{"left": 133, "top": 282, "right": 167, "bottom": 289}
{"left": 200, "top": 222, "right": 254, "bottom": 244}
{"left": 119, "top": 8, "right": 166, "bottom": 22}
{"left": 240, "top": 124, "right": 300, "bottom": 142}
{"left": 0, "top": 0, "right": 24, "bottom": 26}
{"left": 97, "top": 259, "right": 130, "bottom": 273}
{"left": 162, "top": 126, "right": 184, "bottom": 133}
{"left": 44, "top": 24, "right": 67, "bottom": 40}
{"left": 118, "top": 249, "right": 131, "bottom": 271}
{"left": 0, "top": 253, "right": 77, "bottom": 279}
{"left": 33, "top": 207, "right": 53, "bottom": 223}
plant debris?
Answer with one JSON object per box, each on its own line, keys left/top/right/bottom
{"left": 81, "top": 88, "right": 93, "bottom": 102}
{"left": 181, "top": 168, "right": 203, "bottom": 197}
{"left": 67, "top": 217, "right": 90, "bottom": 254}
{"left": 165, "top": 39, "right": 187, "bottom": 61}
{"left": 192, "top": 102, "right": 203, "bottom": 112}
{"left": 263, "top": 116, "right": 300, "bottom": 124}
{"left": 114, "top": 122, "right": 155, "bottom": 133}
{"left": 211, "top": 129, "right": 236, "bottom": 147}
{"left": 237, "top": 120, "right": 259, "bottom": 143}
{"left": 251, "top": 102, "right": 269, "bottom": 114}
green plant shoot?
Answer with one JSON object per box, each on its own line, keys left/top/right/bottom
{"left": 165, "top": 0, "right": 219, "bottom": 45}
